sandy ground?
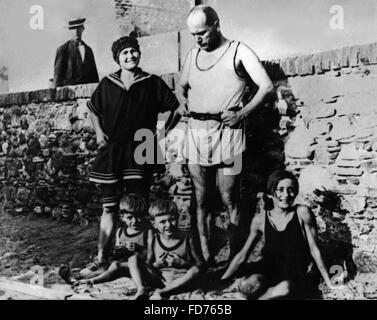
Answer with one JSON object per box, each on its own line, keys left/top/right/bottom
{"left": 2, "top": 209, "right": 372, "bottom": 300}
{"left": 0, "top": 210, "right": 244, "bottom": 300}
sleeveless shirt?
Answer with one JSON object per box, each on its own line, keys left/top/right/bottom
{"left": 113, "top": 227, "right": 148, "bottom": 259}
{"left": 153, "top": 232, "right": 194, "bottom": 283}
{"left": 187, "top": 41, "right": 247, "bottom": 113}
{"left": 184, "top": 41, "right": 247, "bottom": 166}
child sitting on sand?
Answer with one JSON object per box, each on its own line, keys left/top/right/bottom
{"left": 221, "top": 170, "right": 335, "bottom": 299}
{"left": 60, "top": 194, "right": 151, "bottom": 288}
{"left": 128, "top": 199, "right": 204, "bottom": 300}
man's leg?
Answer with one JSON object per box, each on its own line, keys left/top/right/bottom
{"left": 217, "top": 167, "right": 241, "bottom": 258}
{"left": 188, "top": 163, "right": 215, "bottom": 263}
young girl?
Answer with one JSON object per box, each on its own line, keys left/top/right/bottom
{"left": 221, "top": 170, "right": 335, "bottom": 299}
{"left": 128, "top": 199, "right": 204, "bottom": 300}
{"left": 73, "top": 194, "right": 152, "bottom": 287}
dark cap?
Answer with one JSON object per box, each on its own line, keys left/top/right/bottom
{"left": 67, "top": 18, "right": 86, "bottom": 30}
{"left": 111, "top": 36, "right": 140, "bottom": 63}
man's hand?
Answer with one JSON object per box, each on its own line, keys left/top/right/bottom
{"left": 96, "top": 130, "right": 109, "bottom": 149}
{"left": 221, "top": 111, "right": 243, "bottom": 128}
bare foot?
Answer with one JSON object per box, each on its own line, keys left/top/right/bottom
{"left": 133, "top": 287, "right": 149, "bottom": 300}
{"left": 149, "top": 289, "right": 164, "bottom": 300}
{"left": 73, "top": 279, "right": 93, "bottom": 287}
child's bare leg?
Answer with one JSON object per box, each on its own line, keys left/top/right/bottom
{"left": 156, "top": 266, "right": 202, "bottom": 299}
{"left": 258, "top": 280, "right": 291, "bottom": 300}
{"left": 128, "top": 255, "right": 154, "bottom": 299}
{"left": 79, "top": 261, "right": 129, "bottom": 285}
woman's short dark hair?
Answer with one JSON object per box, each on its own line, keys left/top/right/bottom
{"left": 266, "top": 170, "right": 299, "bottom": 196}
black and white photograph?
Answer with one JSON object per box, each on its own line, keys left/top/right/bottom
{"left": 0, "top": 0, "right": 377, "bottom": 304}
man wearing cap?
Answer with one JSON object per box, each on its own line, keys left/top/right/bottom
{"left": 79, "top": 35, "right": 181, "bottom": 276}
{"left": 53, "top": 18, "right": 99, "bottom": 87}
{"left": 175, "top": 5, "right": 274, "bottom": 265}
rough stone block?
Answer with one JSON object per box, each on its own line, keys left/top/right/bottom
{"left": 296, "top": 54, "right": 314, "bottom": 76}
{"left": 336, "top": 159, "right": 361, "bottom": 168}
{"left": 330, "top": 187, "right": 357, "bottom": 195}
{"left": 353, "top": 250, "right": 377, "bottom": 273}
{"left": 350, "top": 45, "right": 361, "bottom": 67}
{"left": 312, "top": 53, "right": 323, "bottom": 74}
{"left": 335, "top": 167, "right": 364, "bottom": 176}
{"left": 280, "top": 57, "right": 298, "bottom": 76}
{"left": 367, "top": 43, "right": 377, "bottom": 64}
{"left": 321, "top": 50, "right": 333, "bottom": 71}
{"left": 366, "top": 197, "right": 377, "bottom": 208}
{"left": 341, "top": 46, "right": 351, "bottom": 67}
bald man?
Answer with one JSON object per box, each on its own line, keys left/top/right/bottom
{"left": 175, "top": 5, "right": 274, "bottom": 265}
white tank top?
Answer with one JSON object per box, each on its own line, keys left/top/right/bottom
{"left": 187, "top": 41, "right": 247, "bottom": 113}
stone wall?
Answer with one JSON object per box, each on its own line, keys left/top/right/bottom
{"left": 0, "top": 78, "right": 192, "bottom": 229}
{"left": 278, "top": 42, "right": 377, "bottom": 299}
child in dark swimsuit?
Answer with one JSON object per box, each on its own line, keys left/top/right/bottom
{"left": 73, "top": 194, "right": 151, "bottom": 288}
{"left": 221, "top": 170, "right": 335, "bottom": 299}
{"left": 128, "top": 199, "right": 204, "bottom": 300}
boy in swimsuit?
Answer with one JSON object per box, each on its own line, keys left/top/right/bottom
{"left": 128, "top": 199, "right": 205, "bottom": 300}
{"left": 221, "top": 170, "right": 335, "bottom": 299}
{"left": 73, "top": 194, "right": 151, "bottom": 289}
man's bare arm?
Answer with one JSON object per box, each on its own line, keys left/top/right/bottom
{"left": 175, "top": 51, "right": 192, "bottom": 111}
{"left": 221, "top": 43, "right": 274, "bottom": 127}
{"left": 237, "top": 43, "right": 274, "bottom": 118}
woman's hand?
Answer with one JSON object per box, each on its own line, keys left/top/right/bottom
{"left": 96, "top": 130, "right": 109, "bottom": 148}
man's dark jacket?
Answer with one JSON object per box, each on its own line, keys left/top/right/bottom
{"left": 54, "top": 40, "right": 99, "bottom": 87}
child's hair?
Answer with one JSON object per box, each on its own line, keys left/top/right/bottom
{"left": 119, "top": 193, "right": 148, "bottom": 218}
{"left": 148, "top": 199, "right": 179, "bottom": 220}
{"left": 267, "top": 170, "right": 299, "bottom": 196}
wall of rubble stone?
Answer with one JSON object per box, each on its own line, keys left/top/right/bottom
{"left": 0, "top": 78, "right": 193, "bottom": 229}
{"left": 279, "top": 42, "right": 377, "bottom": 298}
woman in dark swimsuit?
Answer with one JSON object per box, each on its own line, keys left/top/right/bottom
{"left": 221, "top": 170, "right": 335, "bottom": 299}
